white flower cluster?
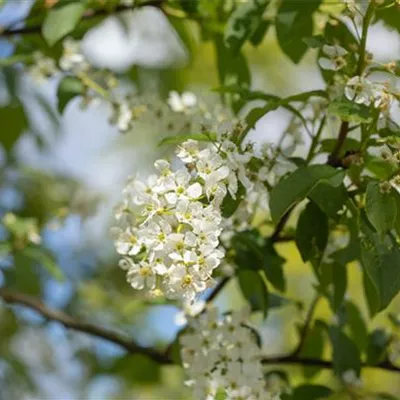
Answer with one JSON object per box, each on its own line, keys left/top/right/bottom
{"left": 28, "top": 38, "right": 89, "bottom": 83}
{"left": 180, "top": 306, "right": 275, "bottom": 400}
{"left": 59, "top": 38, "right": 90, "bottom": 73}
{"left": 28, "top": 51, "right": 58, "bottom": 82}
{"left": 113, "top": 136, "right": 262, "bottom": 302}
{"left": 344, "top": 76, "right": 396, "bottom": 111}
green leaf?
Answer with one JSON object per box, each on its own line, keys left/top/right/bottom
{"left": 22, "top": 246, "right": 65, "bottom": 281}
{"left": 3, "top": 252, "right": 41, "bottom": 296}
{"left": 0, "top": 103, "right": 28, "bottom": 156}
{"left": 0, "top": 242, "right": 11, "bottom": 258}
{"left": 302, "top": 35, "right": 326, "bottom": 48}
{"left": 375, "top": 1, "right": 400, "bottom": 34}
{"left": 365, "top": 181, "right": 397, "bottom": 237}
{"left": 269, "top": 165, "right": 345, "bottom": 223}
{"left": 179, "top": 0, "right": 198, "bottom": 13}
{"left": 331, "top": 263, "right": 347, "bottom": 313}
{"left": 345, "top": 301, "right": 368, "bottom": 354}
{"left": 363, "top": 268, "right": 381, "bottom": 318}
{"left": 296, "top": 201, "right": 328, "bottom": 263}
{"left": 232, "top": 230, "right": 286, "bottom": 292}
{"left": 268, "top": 293, "right": 296, "bottom": 309}
{"left": 249, "top": 20, "right": 271, "bottom": 46}
{"left": 221, "top": 182, "right": 245, "bottom": 218}
{"left": 108, "top": 354, "right": 160, "bottom": 383}
{"left": 42, "top": 3, "right": 86, "bottom": 46}
{"left": 275, "top": 0, "right": 321, "bottom": 63}
{"left": 158, "top": 132, "right": 217, "bottom": 146}
{"left": 320, "top": 138, "right": 360, "bottom": 155}
{"left": 328, "top": 326, "right": 361, "bottom": 378}
{"left": 364, "top": 154, "right": 397, "bottom": 180}
{"left": 224, "top": 0, "right": 269, "bottom": 53}
{"left": 237, "top": 269, "right": 268, "bottom": 317}
{"left": 392, "top": 190, "right": 400, "bottom": 237}
{"left": 299, "top": 320, "right": 326, "bottom": 379}
{"left": 57, "top": 76, "right": 85, "bottom": 114}
{"left": 308, "top": 183, "right": 347, "bottom": 218}
{"left": 291, "top": 384, "right": 333, "bottom": 400}
{"left": 263, "top": 239, "right": 286, "bottom": 292}
{"left": 214, "top": 35, "right": 250, "bottom": 112}
{"left": 360, "top": 224, "right": 400, "bottom": 314}
{"left": 366, "top": 329, "right": 391, "bottom": 366}
{"left": 328, "top": 97, "right": 372, "bottom": 123}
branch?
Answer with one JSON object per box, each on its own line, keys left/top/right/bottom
{"left": 262, "top": 354, "right": 400, "bottom": 373}
{"left": 0, "top": 287, "right": 172, "bottom": 365}
{"left": 0, "top": 0, "right": 165, "bottom": 37}
{"left": 2, "top": 287, "right": 399, "bottom": 373}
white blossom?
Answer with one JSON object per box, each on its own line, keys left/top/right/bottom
{"left": 318, "top": 45, "right": 348, "bottom": 71}
{"left": 110, "top": 100, "right": 133, "bottom": 133}
{"left": 112, "top": 132, "right": 269, "bottom": 302}
{"left": 28, "top": 51, "right": 58, "bottom": 82}
{"left": 345, "top": 76, "right": 373, "bottom": 105}
{"left": 168, "top": 91, "right": 197, "bottom": 113}
{"left": 60, "top": 38, "right": 89, "bottom": 73}
{"left": 180, "top": 306, "right": 275, "bottom": 400}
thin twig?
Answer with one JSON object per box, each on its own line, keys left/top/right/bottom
{"left": 0, "top": 287, "right": 172, "bottom": 365}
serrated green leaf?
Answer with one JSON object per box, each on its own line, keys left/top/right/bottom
{"left": 269, "top": 165, "right": 345, "bottom": 223}
{"left": 224, "top": 0, "right": 269, "bottom": 53}
{"left": 42, "top": 3, "right": 85, "bottom": 46}
{"left": 328, "top": 98, "right": 372, "bottom": 123}
{"left": 158, "top": 132, "right": 217, "bottom": 146}
{"left": 329, "top": 326, "right": 361, "bottom": 377}
{"left": 296, "top": 201, "right": 328, "bottom": 264}
{"left": 237, "top": 269, "right": 268, "bottom": 317}
{"left": 366, "top": 181, "right": 397, "bottom": 237}
{"left": 57, "top": 76, "right": 85, "bottom": 114}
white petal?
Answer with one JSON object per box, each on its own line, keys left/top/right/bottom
{"left": 182, "top": 92, "right": 197, "bottom": 107}
{"left": 187, "top": 182, "right": 202, "bottom": 199}
{"left": 318, "top": 57, "right": 335, "bottom": 70}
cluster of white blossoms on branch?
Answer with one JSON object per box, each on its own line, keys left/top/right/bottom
{"left": 180, "top": 306, "right": 277, "bottom": 400}
{"left": 112, "top": 134, "right": 265, "bottom": 302}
